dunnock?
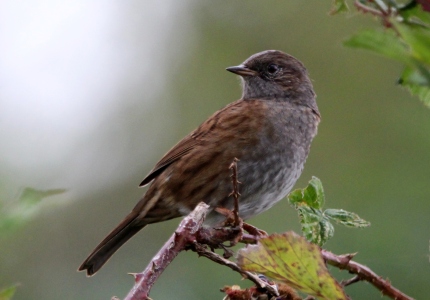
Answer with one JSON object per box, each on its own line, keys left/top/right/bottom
{"left": 79, "top": 50, "right": 320, "bottom": 276}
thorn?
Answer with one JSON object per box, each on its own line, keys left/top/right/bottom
{"left": 128, "top": 272, "right": 144, "bottom": 282}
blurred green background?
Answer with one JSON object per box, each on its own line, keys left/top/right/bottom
{"left": 1, "top": 1, "right": 429, "bottom": 299}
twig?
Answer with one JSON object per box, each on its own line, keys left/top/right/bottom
{"left": 322, "top": 250, "right": 414, "bottom": 300}
{"left": 124, "top": 202, "right": 209, "bottom": 300}
{"left": 229, "top": 157, "right": 241, "bottom": 227}
{"left": 191, "top": 242, "right": 279, "bottom": 296}
{"left": 354, "top": 0, "right": 397, "bottom": 28}
{"left": 372, "top": 0, "right": 389, "bottom": 13}
{"left": 340, "top": 275, "right": 361, "bottom": 287}
{"left": 354, "top": 0, "right": 384, "bottom": 17}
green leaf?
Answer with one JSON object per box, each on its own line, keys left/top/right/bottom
{"left": 400, "top": 66, "right": 430, "bottom": 106}
{"left": 344, "top": 25, "right": 430, "bottom": 106}
{"left": 399, "top": 4, "right": 430, "bottom": 29}
{"left": 0, "top": 188, "right": 66, "bottom": 234}
{"left": 329, "top": 0, "right": 349, "bottom": 15}
{"left": 297, "top": 206, "right": 334, "bottom": 246}
{"left": 400, "top": 65, "right": 430, "bottom": 85}
{"left": 0, "top": 285, "right": 17, "bottom": 300}
{"left": 19, "top": 188, "right": 66, "bottom": 206}
{"left": 288, "top": 176, "right": 324, "bottom": 209}
{"left": 344, "top": 29, "right": 412, "bottom": 64}
{"left": 402, "top": 81, "right": 430, "bottom": 106}
{"left": 288, "top": 177, "right": 331, "bottom": 245}
{"left": 287, "top": 189, "right": 305, "bottom": 205}
{"left": 304, "top": 177, "right": 325, "bottom": 209}
{"left": 324, "top": 209, "right": 371, "bottom": 228}
{"left": 237, "top": 232, "right": 347, "bottom": 300}
{"left": 395, "top": 23, "right": 430, "bottom": 64}
{"left": 289, "top": 177, "right": 370, "bottom": 245}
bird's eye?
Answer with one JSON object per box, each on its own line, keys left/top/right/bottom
{"left": 267, "top": 64, "right": 280, "bottom": 75}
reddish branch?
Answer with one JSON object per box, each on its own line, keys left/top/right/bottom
{"left": 123, "top": 202, "right": 278, "bottom": 300}
{"left": 124, "top": 202, "right": 208, "bottom": 300}
{"left": 322, "top": 250, "right": 414, "bottom": 300}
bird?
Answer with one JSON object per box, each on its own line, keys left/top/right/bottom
{"left": 79, "top": 50, "right": 320, "bottom": 276}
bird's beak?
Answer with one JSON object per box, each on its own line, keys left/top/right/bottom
{"left": 226, "top": 64, "right": 257, "bottom": 77}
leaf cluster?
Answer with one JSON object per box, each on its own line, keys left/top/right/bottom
{"left": 288, "top": 177, "right": 370, "bottom": 246}
{"left": 332, "top": 0, "right": 430, "bottom": 106}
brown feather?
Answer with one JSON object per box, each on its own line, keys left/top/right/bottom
{"left": 138, "top": 99, "right": 242, "bottom": 187}
{"left": 139, "top": 135, "right": 200, "bottom": 187}
{"left": 78, "top": 211, "right": 145, "bottom": 276}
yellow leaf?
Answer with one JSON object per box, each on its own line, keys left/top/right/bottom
{"left": 237, "top": 232, "right": 347, "bottom": 299}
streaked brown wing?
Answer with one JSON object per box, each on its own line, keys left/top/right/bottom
{"left": 139, "top": 134, "right": 199, "bottom": 187}
{"left": 139, "top": 100, "right": 250, "bottom": 187}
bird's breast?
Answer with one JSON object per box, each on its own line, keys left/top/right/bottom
{"left": 233, "top": 104, "right": 319, "bottom": 219}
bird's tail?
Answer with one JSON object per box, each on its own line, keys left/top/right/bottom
{"left": 78, "top": 211, "right": 146, "bottom": 276}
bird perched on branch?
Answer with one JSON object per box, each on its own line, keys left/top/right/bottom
{"left": 79, "top": 50, "right": 320, "bottom": 276}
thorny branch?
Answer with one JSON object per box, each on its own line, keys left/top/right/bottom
{"left": 123, "top": 202, "right": 278, "bottom": 300}
{"left": 123, "top": 202, "right": 209, "bottom": 300}
{"left": 122, "top": 214, "right": 414, "bottom": 300}
{"left": 322, "top": 250, "right": 414, "bottom": 300}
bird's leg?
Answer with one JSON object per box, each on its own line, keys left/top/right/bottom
{"left": 194, "top": 206, "right": 243, "bottom": 259}
{"left": 214, "top": 207, "right": 243, "bottom": 246}
{"left": 195, "top": 222, "right": 242, "bottom": 252}
{"left": 193, "top": 158, "right": 245, "bottom": 257}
